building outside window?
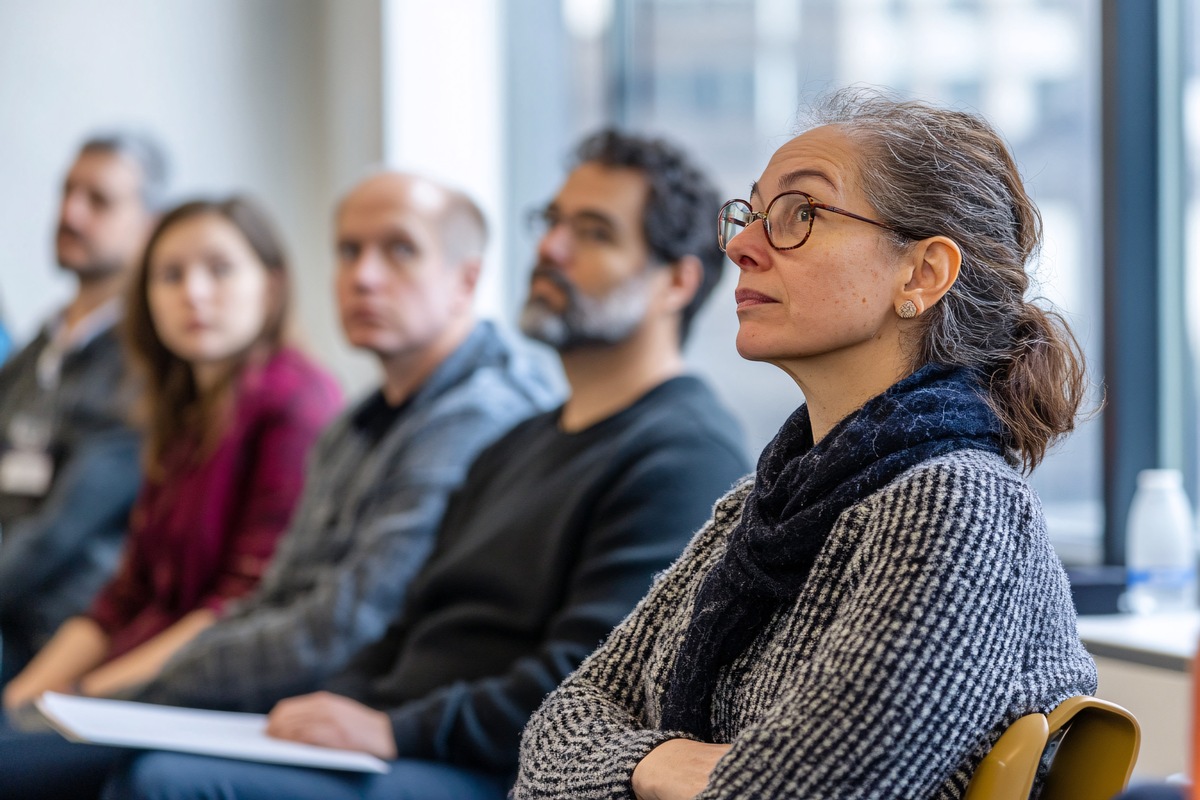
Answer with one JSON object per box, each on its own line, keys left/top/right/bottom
{"left": 1182, "top": 0, "right": 1200, "bottom": 523}
{"left": 509, "top": 0, "right": 1104, "bottom": 562}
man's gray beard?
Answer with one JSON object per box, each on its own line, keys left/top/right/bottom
{"left": 56, "top": 246, "right": 125, "bottom": 280}
{"left": 518, "top": 268, "right": 652, "bottom": 352}
{"left": 56, "top": 222, "right": 134, "bottom": 279}
{"left": 56, "top": 259, "right": 124, "bottom": 281}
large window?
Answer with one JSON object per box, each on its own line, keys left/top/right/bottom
{"left": 507, "top": 0, "right": 1104, "bottom": 562}
{"left": 1183, "top": 0, "right": 1200, "bottom": 515}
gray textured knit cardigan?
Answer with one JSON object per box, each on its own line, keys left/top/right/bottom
{"left": 514, "top": 449, "right": 1097, "bottom": 799}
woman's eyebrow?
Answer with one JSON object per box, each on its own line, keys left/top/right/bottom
{"left": 749, "top": 169, "right": 838, "bottom": 203}
{"left": 777, "top": 168, "right": 837, "bottom": 192}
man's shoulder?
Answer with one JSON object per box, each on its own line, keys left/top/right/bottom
{"left": 478, "top": 375, "right": 747, "bottom": 462}
{"left": 479, "top": 376, "right": 748, "bottom": 478}
{"left": 621, "top": 375, "right": 745, "bottom": 452}
{"left": 15, "top": 322, "right": 128, "bottom": 401}
{"left": 414, "top": 324, "right": 559, "bottom": 425}
{"left": 308, "top": 337, "right": 557, "bottom": 478}
{"left": 0, "top": 331, "right": 47, "bottom": 381}
{"left": 436, "top": 357, "right": 556, "bottom": 419}
{"left": 466, "top": 404, "right": 559, "bottom": 451}
{"left": 51, "top": 324, "right": 130, "bottom": 394}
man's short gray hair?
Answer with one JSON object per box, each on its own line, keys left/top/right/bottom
{"left": 79, "top": 130, "right": 170, "bottom": 212}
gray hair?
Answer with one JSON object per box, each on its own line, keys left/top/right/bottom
{"left": 79, "top": 130, "right": 170, "bottom": 212}
{"left": 805, "top": 88, "right": 1085, "bottom": 471}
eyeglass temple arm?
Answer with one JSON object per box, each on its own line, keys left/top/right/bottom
{"left": 811, "top": 201, "right": 892, "bottom": 231}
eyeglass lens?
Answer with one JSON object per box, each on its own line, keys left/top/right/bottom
{"left": 718, "top": 194, "right": 815, "bottom": 252}
{"left": 718, "top": 202, "right": 751, "bottom": 252}
{"left": 765, "top": 194, "right": 814, "bottom": 248}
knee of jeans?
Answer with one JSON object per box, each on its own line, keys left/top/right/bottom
{"left": 107, "top": 752, "right": 210, "bottom": 800}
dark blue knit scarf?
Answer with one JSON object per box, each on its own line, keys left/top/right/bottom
{"left": 659, "top": 364, "right": 1007, "bottom": 740}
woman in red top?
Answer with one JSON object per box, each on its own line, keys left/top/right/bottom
{"left": 2, "top": 196, "right": 341, "bottom": 707}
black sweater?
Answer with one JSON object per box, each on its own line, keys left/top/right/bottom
{"left": 327, "top": 375, "right": 749, "bottom": 773}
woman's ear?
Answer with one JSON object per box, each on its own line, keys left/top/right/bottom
{"left": 895, "top": 235, "right": 961, "bottom": 317}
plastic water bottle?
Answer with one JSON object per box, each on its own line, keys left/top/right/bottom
{"left": 1123, "top": 469, "right": 1197, "bottom": 614}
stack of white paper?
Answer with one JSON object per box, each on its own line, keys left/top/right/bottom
{"left": 35, "top": 692, "right": 389, "bottom": 774}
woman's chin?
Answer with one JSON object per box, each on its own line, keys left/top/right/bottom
{"left": 734, "top": 337, "right": 775, "bottom": 363}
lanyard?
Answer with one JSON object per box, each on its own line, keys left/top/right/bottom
{"left": 35, "top": 299, "right": 121, "bottom": 392}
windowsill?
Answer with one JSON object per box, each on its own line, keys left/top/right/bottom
{"left": 1076, "top": 611, "right": 1199, "bottom": 672}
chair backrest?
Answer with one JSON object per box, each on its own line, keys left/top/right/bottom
{"left": 963, "top": 696, "right": 1140, "bottom": 800}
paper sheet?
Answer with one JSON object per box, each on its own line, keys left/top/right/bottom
{"left": 35, "top": 692, "right": 389, "bottom": 774}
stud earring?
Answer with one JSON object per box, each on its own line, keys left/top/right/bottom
{"left": 897, "top": 300, "right": 918, "bottom": 319}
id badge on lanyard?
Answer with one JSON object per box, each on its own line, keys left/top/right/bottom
{"left": 0, "top": 411, "right": 56, "bottom": 497}
{"left": 0, "top": 347, "right": 62, "bottom": 496}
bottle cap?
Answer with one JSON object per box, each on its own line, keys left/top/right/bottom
{"left": 1137, "top": 468, "right": 1184, "bottom": 489}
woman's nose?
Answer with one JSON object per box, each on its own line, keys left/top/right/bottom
{"left": 725, "top": 221, "right": 770, "bottom": 272}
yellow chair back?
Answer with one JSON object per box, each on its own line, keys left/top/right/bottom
{"left": 963, "top": 695, "right": 1140, "bottom": 800}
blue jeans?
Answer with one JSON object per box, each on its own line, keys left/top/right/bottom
{"left": 0, "top": 709, "right": 130, "bottom": 799}
{"left": 103, "top": 751, "right": 510, "bottom": 800}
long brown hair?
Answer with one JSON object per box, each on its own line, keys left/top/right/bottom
{"left": 809, "top": 89, "right": 1087, "bottom": 472}
{"left": 123, "top": 196, "right": 292, "bottom": 477}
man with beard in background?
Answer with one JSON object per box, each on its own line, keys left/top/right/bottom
{"left": 113, "top": 129, "right": 749, "bottom": 800}
{"left": 0, "top": 133, "right": 167, "bottom": 682}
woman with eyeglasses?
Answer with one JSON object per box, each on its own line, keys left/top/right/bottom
{"left": 0, "top": 197, "right": 342, "bottom": 797}
{"left": 513, "top": 89, "right": 1097, "bottom": 799}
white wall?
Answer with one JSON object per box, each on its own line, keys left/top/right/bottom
{"left": 382, "top": 0, "right": 508, "bottom": 323}
{"left": 0, "top": 0, "right": 389, "bottom": 395}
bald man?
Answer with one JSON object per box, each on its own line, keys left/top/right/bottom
{"left": 122, "top": 172, "right": 558, "bottom": 712}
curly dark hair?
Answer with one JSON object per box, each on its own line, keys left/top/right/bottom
{"left": 573, "top": 129, "right": 723, "bottom": 345}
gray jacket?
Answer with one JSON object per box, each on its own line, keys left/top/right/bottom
{"left": 136, "top": 321, "right": 558, "bottom": 711}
